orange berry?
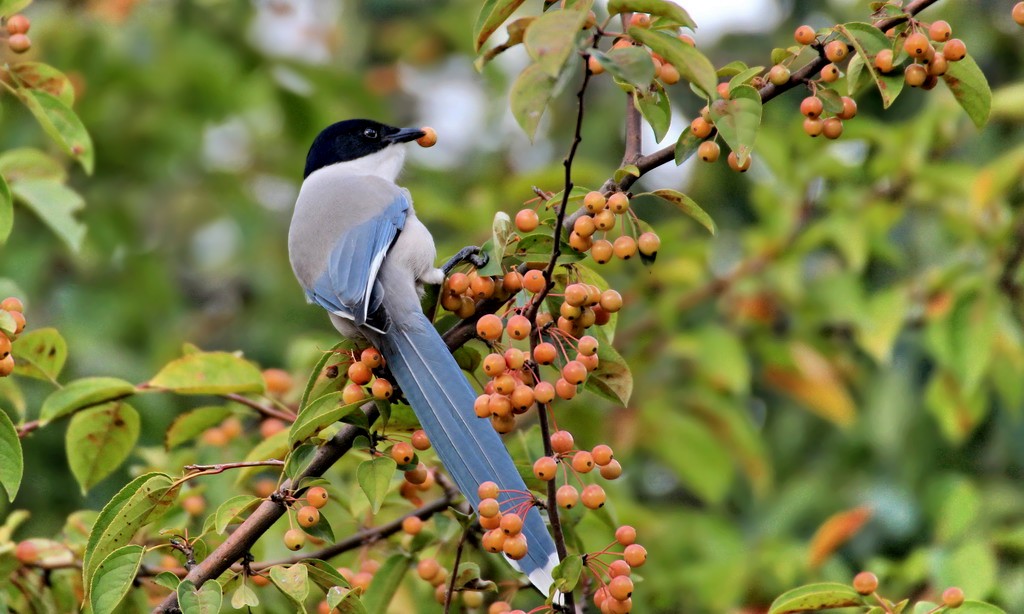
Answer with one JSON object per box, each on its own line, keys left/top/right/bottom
{"left": 554, "top": 377, "right": 577, "bottom": 400}
{"left": 515, "top": 209, "right": 539, "bottom": 233}
{"left": 587, "top": 55, "right": 605, "bottom": 75}
{"left": 510, "top": 384, "right": 534, "bottom": 413}
{"left": 820, "top": 63, "right": 840, "bottom": 82}
{"left": 601, "top": 289, "right": 623, "bottom": 312}
{"left": 623, "top": 544, "right": 647, "bottom": 567}
{"left": 502, "top": 533, "right": 529, "bottom": 560}
{"left": 928, "top": 54, "right": 949, "bottom": 76}
{"left": 523, "top": 269, "right": 546, "bottom": 293}
{"left": 9, "top": 310, "right": 25, "bottom": 335}
{"left": 583, "top": 191, "right": 607, "bottom": 213}
{"left": 219, "top": 416, "right": 244, "bottom": 438}
{"left": 506, "top": 314, "right": 531, "bottom": 340}
{"left": 608, "top": 559, "right": 631, "bottom": 578}
{"left": 905, "top": 63, "right": 928, "bottom": 87}
{"left": 416, "top": 127, "right": 437, "bottom": 147}
{"left": 470, "top": 275, "right": 495, "bottom": 300}
{"left": 490, "top": 601, "right": 512, "bottom": 614}
{"left": 628, "top": 13, "right": 650, "bottom": 28}
{"left": 556, "top": 484, "right": 579, "bottom": 509}
{"left": 371, "top": 377, "right": 393, "bottom": 400}
{"left": 600, "top": 459, "right": 623, "bottom": 479}
{"left": 678, "top": 33, "right": 695, "bottom": 46}
{"left": 768, "top": 64, "right": 790, "bottom": 86}
{"left": 488, "top": 393, "right": 512, "bottom": 418}
{"left": 502, "top": 270, "right": 523, "bottom": 294}
{"left": 499, "top": 513, "right": 524, "bottom": 536}
{"left": 852, "top": 571, "right": 878, "bottom": 595}
{"left": 391, "top": 442, "right": 415, "bottom": 465}
{"left": 904, "top": 32, "right": 930, "bottom": 59}
{"left": 533, "top": 342, "right": 557, "bottom": 365}
{"left": 837, "top": 96, "right": 857, "bottom": 120}
{"left": 659, "top": 62, "right": 680, "bottom": 85}
{"left": 698, "top": 140, "right": 720, "bottom": 162}
{"left": 0, "top": 335, "right": 10, "bottom": 360}
{"left": 200, "top": 427, "right": 228, "bottom": 446}
{"left": 474, "top": 394, "right": 491, "bottom": 418}
{"left": 478, "top": 497, "right": 500, "bottom": 518}
{"left": 0, "top": 297, "right": 24, "bottom": 312}
{"left": 728, "top": 151, "right": 751, "bottom": 173}
{"left": 493, "top": 374, "right": 516, "bottom": 396}
{"left": 581, "top": 484, "right": 606, "bottom": 509}
{"left": 594, "top": 209, "right": 616, "bottom": 231}
{"left": 800, "top": 96, "right": 823, "bottom": 118}
{"left": 591, "top": 444, "right": 614, "bottom": 466}
{"left": 417, "top": 558, "right": 440, "bottom": 581}
{"left": 342, "top": 383, "right": 367, "bottom": 404}
{"left": 608, "top": 575, "right": 634, "bottom": 601}
{"left": 8, "top": 34, "right": 30, "bottom": 53}
{"left": 14, "top": 540, "right": 37, "bottom": 564}
{"left": 476, "top": 313, "right": 504, "bottom": 340}
{"left": 607, "top": 192, "right": 629, "bottom": 214}
{"left": 447, "top": 272, "right": 470, "bottom": 293}
{"left": 5, "top": 15, "right": 30, "bottom": 35}
{"left": 716, "top": 82, "right": 731, "bottom": 99}
{"left": 591, "top": 239, "right": 613, "bottom": 264}
{"left": 613, "top": 236, "right": 638, "bottom": 260}
{"left": 943, "top": 38, "right": 967, "bottom": 61}
{"left": 615, "top": 525, "right": 637, "bottom": 546}
{"left": 262, "top": 368, "right": 294, "bottom": 395}
{"left": 929, "top": 20, "right": 952, "bottom": 42}
{"left": 360, "top": 347, "right": 384, "bottom": 368}
{"left": 297, "top": 505, "right": 320, "bottom": 528}
{"left": 822, "top": 117, "right": 843, "bottom": 140}
{"left": 942, "top": 587, "right": 965, "bottom": 608}
{"left": 690, "top": 116, "right": 713, "bottom": 139}
{"left": 348, "top": 361, "right": 373, "bottom": 385}
{"left": 401, "top": 515, "right": 424, "bottom": 535}
{"left": 483, "top": 352, "right": 506, "bottom": 377}
{"left": 404, "top": 463, "right": 428, "bottom": 485}
{"left": 306, "top": 486, "right": 329, "bottom": 508}
{"left": 794, "top": 25, "right": 816, "bottom": 45}
{"left": 182, "top": 495, "right": 206, "bottom": 516}
{"left": 874, "top": 49, "right": 894, "bottom": 73}
{"left": 1015, "top": 2, "right": 1024, "bottom": 26}
{"left": 824, "top": 40, "right": 848, "bottom": 62}
{"left": 533, "top": 456, "right": 558, "bottom": 481}
{"left": 478, "top": 480, "right": 499, "bottom": 500}
{"left": 533, "top": 381, "right": 555, "bottom": 404}
{"left": 410, "top": 429, "right": 430, "bottom": 451}
{"left": 562, "top": 360, "right": 587, "bottom": 385}
{"left": 573, "top": 215, "right": 597, "bottom": 239}
{"left": 803, "top": 117, "right": 823, "bottom": 138}
{"left": 572, "top": 450, "right": 595, "bottom": 473}
{"left": 283, "top": 528, "right": 306, "bottom": 550}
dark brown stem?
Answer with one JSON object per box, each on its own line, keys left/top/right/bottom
{"left": 222, "top": 393, "right": 296, "bottom": 423}
{"left": 443, "top": 522, "right": 471, "bottom": 614}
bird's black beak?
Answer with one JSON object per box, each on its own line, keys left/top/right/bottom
{"left": 386, "top": 127, "right": 427, "bottom": 144}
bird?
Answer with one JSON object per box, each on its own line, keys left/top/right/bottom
{"left": 288, "top": 119, "right": 560, "bottom": 597}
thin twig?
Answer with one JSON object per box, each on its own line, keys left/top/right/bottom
{"left": 181, "top": 459, "right": 284, "bottom": 477}
{"left": 17, "top": 420, "right": 39, "bottom": 439}
{"left": 443, "top": 523, "right": 471, "bottom": 614}
{"left": 222, "top": 393, "right": 296, "bottom": 423}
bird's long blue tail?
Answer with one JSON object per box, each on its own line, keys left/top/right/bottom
{"left": 376, "top": 311, "right": 559, "bottom": 596}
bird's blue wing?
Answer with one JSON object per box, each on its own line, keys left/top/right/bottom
{"left": 306, "top": 193, "right": 409, "bottom": 331}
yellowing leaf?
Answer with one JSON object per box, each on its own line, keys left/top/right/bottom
{"left": 763, "top": 343, "right": 857, "bottom": 427}
{"left": 148, "top": 351, "right": 264, "bottom": 395}
{"left": 807, "top": 506, "right": 873, "bottom": 568}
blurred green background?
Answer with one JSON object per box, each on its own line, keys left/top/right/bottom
{"left": 3, "top": 0, "right": 1024, "bottom": 612}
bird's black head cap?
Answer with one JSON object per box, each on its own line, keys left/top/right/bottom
{"left": 303, "top": 119, "right": 425, "bottom": 178}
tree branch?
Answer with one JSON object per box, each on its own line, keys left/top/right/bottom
{"left": 222, "top": 393, "right": 296, "bottom": 423}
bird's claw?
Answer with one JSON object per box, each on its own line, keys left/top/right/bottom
{"left": 442, "top": 246, "right": 489, "bottom": 275}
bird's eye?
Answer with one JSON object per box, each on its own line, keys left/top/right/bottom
{"left": 362, "top": 128, "right": 379, "bottom": 139}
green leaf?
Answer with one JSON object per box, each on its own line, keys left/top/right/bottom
{"left": 524, "top": 6, "right": 590, "bottom": 78}
{"left": 837, "top": 22, "right": 904, "bottom": 108}
{"left": 290, "top": 392, "right": 367, "bottom": 445}
{"left": 641, "top": 189, "right": 716, "bottom": 234}
{"left": 165, "top": 406, "right": 233, "bottom": 449}
{"left": 482, "top": 211, "right": 513, "bottom": 277}
{"left": 767, "top": 582, "right": 865, "bottom": 614}
{"left": 628, "top": 27, "right": 716, "bottom": 98}
{"left": 300, "top": 340, "right": 357, "bottom": 411}
{"left": 0, "top": 174, "right": 11, "bottom": 245}
{"left": 230, "top": 583, "right": 259, "bottom": 608}
{"left": 303, "top": 559, "right": 351, "bottom": 592}
{"left": 935, "top": 541, "right": 997, "bottom": 602}
{"left": 0, "top": 0, "right": 32, "bottom": 17}
{"left": 607, "top": 0, "right": 695, "bottom": 29}
{"left": 89, "top": 544, "right": 143, "bottom": 614}
{"left": 360, "top": 553, "right": 410, "bottom": 614}
{"left": 234, "top": 428, "right": 290, "bottom": 484}
{"left": 727, "top": 66, "right": 765, "bottom": 89}
{"left": 177, "top": 580, "right": 223, "bottom": 614}
{"left": 816, "top": 88, "right": 845, "bottom": 115}
{"left": 590, "top": 47, "right": 655, "bottom": 89}
{"left": 634, "top": 81, "right": 672, "bottom": 142}
{"left": 943, "top": 54, "right": 992, "bottom": 129}
{"left": 551, "top": 554, "right": 583, "bottom": 593}
{"left": 473, "top": 0, "right": 528, "bottom": 51}
{"left": 510, "top": 62, "right": 558, "bottom": 141}
{"left": 583, "top": 337, "right": 633, "bottom": 405}
{"left": 153, "top": 571, "right": 180, "bottom": 592}
{"left": 955, "top": 602, "right": 1007, "bottom": 614}
{"left": 148, "top": 350, "right": 264, "bottom": 395}
{"left": 327, "top": 586, "right": 367, "bottom": 614}
{"left": 613, "top": 164, "right": 641, "bottom": 184}
{"left": 674, "top": 126, "right": 703, "bottom": 165}
{"left": 0, "top": 309, "right": 16, "bottom": 337}
{"left": 357, "top": 456, "right": 396, "bottom": 514}
{"left": 10, "top": 63, "right": 75, "bottom": 106}
{"left": 708, "top": 84, "right": 761, "bottom": 165}
{"left": 67, "top": 401, "right": 140, "bottom": 493}
{"left": 716, "top": 60, "right": 750, "bottom": 78}
{"left": 0, "top": 148, "right": 67, "bottom": 183}
{"left": 270, "top": 564, "right": 309, "bottom": 611}
{"left": 11, "top": 327, "right": 67, "bottom": 382}
{"left": 214, "top": 495, "right": 260, "bottom": 534}
{"left": 16, "top": 89, "right": 94, "bottom": 174}
{"left": 39, "top": 377, "right": 136, "bottom": 424}
{"left": 0, "top": 409, "right": 22, "bottom": 501}
{"left": 10, "top": 179, "right": 85, "bottom": 252}
{"left": 83, "top": 472, "right": 179, "bottom": 595}
{"left": 475, "top": 17, "right": 535, "bottom": 71}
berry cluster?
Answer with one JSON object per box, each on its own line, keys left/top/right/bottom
{"left": 199, "top": 415, "right": 244, "bottom": 447}
{"left": 587, "top": 14, "right": 690, "bottom": 87}
{"left": 852, "top": 571, "right": 966, "bottom": 610}
{"left": 691, "top": 107, "right": 754, "bottom": 171}
{"left": 586, "top": 525, "right": 647, "bottom": 614}
{"left": 413, "top": 556, "right": 486, "bottom": 607}
{"left": 562, "top": 191, "right": 660, "bottom": 263}
{"left": 397, "top": 430, "right": 437, "bottom": 505}
{"left": 2, "top": 14, "right": 31, "bottom": 54}
{"left": 0, "top": 297, "right": 27, "bottom": 377}
{"left": 534, "top": 430, "right": 621, "bottom": 510}
{"left": 280, "top": 485, "right": 330, "bottom": 552}
{"left": 325, "top": 347, "right": 395, "bottom": 405}
{"left": 441, "top": 269, "right": 522, "bottom": 319}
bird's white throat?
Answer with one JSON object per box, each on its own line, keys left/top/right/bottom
{"left": 314, "top": 145, "right": 407, "bottom": 182}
